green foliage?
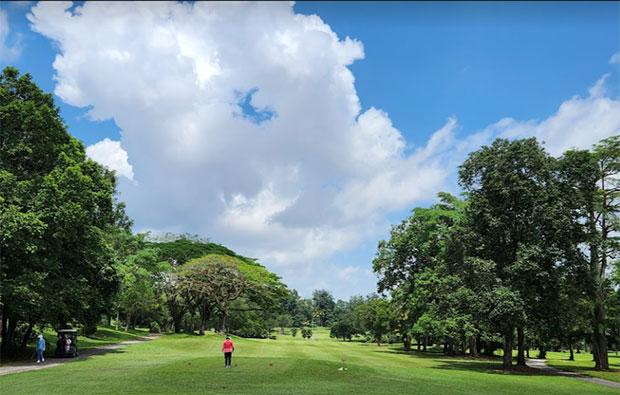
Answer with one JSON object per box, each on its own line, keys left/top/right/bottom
{"left": 354, "top": 298, "right": 391, "bottom": 345}
{"left": 312, "top": 289, "right": 335, "bottom": 326}
{"left": 330, "top": 313, "right": 358, "bottom": 341}
{"left": 0, "top": 67, "right": 128, "bottom": 358}
{"left": 301, "top": 327, "right": 313, "bottom": 339}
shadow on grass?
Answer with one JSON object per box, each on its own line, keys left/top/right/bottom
{"left": 374, "top": 348, "right": 551, "bottom": 377}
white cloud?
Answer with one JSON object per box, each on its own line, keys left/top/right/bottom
{"left": 86, "top": 138, "right": 134, "bottom": 180}
{"left": 0, "top": 9, "right": 22, "bottom": 62}
{"left": 610, "top": 52, "right": 620, "bottom": 64}
{"left": 486, "top": 74, "right": 620, "bottom": 156}
{"left": 27, "top": 2, "right": 620, "bottom": 298}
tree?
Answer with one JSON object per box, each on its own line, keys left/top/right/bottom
{"left": 312, "top": 289, "right": 335, "bottom": 326}
{"left": 560, "top": 137, "right": 620, "bottom": 370}
{"left": 355, "top": 298, "right": 391, "bottom": 346}
{"left": 0, "top": 68, "right": 127, "bottom": 358}
{"left": 458, "top": 138, "right": 565, "bottom": 369}
{"left": 176, "top": 255, "right": 247, "bottom": 335}
{"left": 330, "top": 313, "right": 358, "bottom": 341}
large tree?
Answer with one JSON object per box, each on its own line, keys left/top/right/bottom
{"left": 0, "top": 67, "right": 128, "bottom": 358}
{"left": 458, "top": 137, "right": 566, "bottom": 369}
{"left": 560, "top": 137, "right": 620, "bottom": 370}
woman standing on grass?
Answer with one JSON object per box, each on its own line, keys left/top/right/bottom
{"left": 222, "top": 335, "right": 234, "bottom": 368}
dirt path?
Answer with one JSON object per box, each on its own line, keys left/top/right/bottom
{"left": 0, "top": 334, "right": 162, "bottom": 377}
{"left": 526, "top": 358, "right": 620, "bottom": 389}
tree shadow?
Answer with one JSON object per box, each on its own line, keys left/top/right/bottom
{"left": 374, "top": 348, "right": 550, "bottom": 376}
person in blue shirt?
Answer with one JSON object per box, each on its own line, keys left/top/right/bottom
{"left": 36, "top": 334, "right": 45, "bottom": 363}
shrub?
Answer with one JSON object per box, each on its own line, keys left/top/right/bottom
{"left": 149, "top": 322, "right": 161, "bottom": 333}
{"left": 291, "top": 327, "right": 298, "bottom": 337}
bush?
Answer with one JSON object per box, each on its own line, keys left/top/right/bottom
{"left": 149, "top": 321, "right": 161, "bottom": 333}
{"left": 291, "top": 327, "right": 298, "bottom": 337}
{"left": 301, "top": 327, "right": 313, "bottom": 339}
{"left": 269, "top": 335, "right": 277, "bottom": 340}
{"left": 81, "top": 322, "right": 98, "bottom": 336}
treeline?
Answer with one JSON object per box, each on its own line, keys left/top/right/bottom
{"left": 0, "top": 68, "right": 288, "bottom": 360}
{"left": 372, "top": 137, "right": 619, "bottom": 370}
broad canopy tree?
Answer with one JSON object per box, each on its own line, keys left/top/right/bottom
{"left": 0, "top": 67, "right": 129, "bottom": 358}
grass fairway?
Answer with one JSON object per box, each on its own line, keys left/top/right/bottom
{"left": 1, "top": 328, "right": 616, "bottom": 394}
{"left": 545, "top": 351, "right": 620, "bottom": 383}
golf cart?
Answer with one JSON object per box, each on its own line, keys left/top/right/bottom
{"left": 55, "top": 329, "right": 79, "bottom": 357}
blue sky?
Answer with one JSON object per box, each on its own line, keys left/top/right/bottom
{"left": 2, "top": 1, "right": 619, "bottom": 300}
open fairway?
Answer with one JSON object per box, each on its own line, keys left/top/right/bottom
{"left": 0, "top": 328, "right": 617, "bottom": 395}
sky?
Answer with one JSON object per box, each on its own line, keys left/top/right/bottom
{"left": 1, "top": 1, "right": 619, "bottom": 300}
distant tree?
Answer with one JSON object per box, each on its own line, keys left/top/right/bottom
{"left": 301, "top": 327, "right": 313, "bottom": 339}
{"left": 278, "top": 314, "right": 292, "bottom": 334}
{"left": 312, "top": 289, "right": 335, "bottom": 326}
{"left": 330, "top": 313, "right": 358, "bottom": 341}
{"left": 176, "top": 255, "right": 247, "bottom": 335}
{"left": 355, "top": 299, "right": 391, "bottom": 346}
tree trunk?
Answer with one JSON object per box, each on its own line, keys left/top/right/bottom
{"left": 538, "top": 347, "right": 547, "bottom": 359}
{"left": 502, "top": 328, "right": 514, "bottom": 369}
{"left": 516, "top": 326, "right": 526, "bottom": 366}
{"left": 590, "top": 212, "right": 609, "bottom": 370}
{"left": 417, "top": 340, "right": 421, "bottom": 351}
{"left": 218, "top": 313, "right": 226, "bottom": 334}
{"left": 1, "top": 306, "right": 9, "bottom": 360}
{"left": 423, "top": 336, "right": 428, "bottom": 352}
{"left": 189, "top": 310, "right": 195, "bottom": 334}
{"left": 469, "top": 336, "right": 478, "bottom": 357}
{"left": 19, "top": 321, "right": 35, "bottom": 352}
{"left": 173, "top": 314, "right": 183, "bottom": 334}
{"left": 115, "top": 310, "right": 120, "bottom": 331}
{"left": 569, "top": 340, "right": 574, "bottom": 361}
{"left": 403, "top": 336, "right": 411, "bottom": 351}
{"left": 526, "top": 348, "right": 530, "bottom": 358}
{"left": 125, "top": 312, "right": 131, "bottom": 332}
{"left": 198, "top": 318, "right": 205, "bottom": 336}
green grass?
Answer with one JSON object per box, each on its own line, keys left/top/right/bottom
{"left": 0, "top": 326, "right": 149, "bottom": 366}
{"left": 1, "top": 326, "right": 617, "bottom": 394}
{"left": 545, "top": 351, "right": 620, "bottom": 383}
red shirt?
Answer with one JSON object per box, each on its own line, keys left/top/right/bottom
{"left": 222, "top": 339, "right": 234, "bottom": 353}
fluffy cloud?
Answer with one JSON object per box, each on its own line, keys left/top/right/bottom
{"left": 0, "top": 9, "right": 22, "bottom": 62}
{"left": 28, "top": 1, "right": 452, "bottom": 297}
{"left": 86, "top": 138, "right": 134, "bottom": 181}
{"left": 27, "top": 2, "right": 620, "bottom": 299}
{"left": 484, "top": 74, "right": 620, "bottom": 156}
{"left": 610, "top": 52, "right": 620, "bottom": 64}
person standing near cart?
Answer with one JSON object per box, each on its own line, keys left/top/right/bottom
{"left": 36, "top": 335, "right": 45, "bottom": 363}
{"left": 222, "top": 335, "right": 234, "bottom": 368}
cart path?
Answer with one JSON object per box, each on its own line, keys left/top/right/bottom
{"left": 526, "top": 358, "right": 620, "bottom": 389}
{"left": 0, "top": 334, "right": 162, "bottom": 376}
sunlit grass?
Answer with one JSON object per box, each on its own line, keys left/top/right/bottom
{"left": 1, "top": 327, "right": 616, "bottom": 394}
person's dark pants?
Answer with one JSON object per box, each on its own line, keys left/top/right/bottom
{"left": 225, "top": 352, "right": 232, "bottom": 367}
{"left": 37, "top": 349, "right": 44, "bottom": 361}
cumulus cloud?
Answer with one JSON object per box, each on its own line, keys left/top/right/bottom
{"left": 0, "top": 9, "right": 22, "bottom": 62}
{"left": 484, "top": 74, "right": 620, "bottom": 156}
{"left": 27, "top": 1, "right": 449, "bottom": 297}
{"left": 86, "top": 138, "right": 134, "bottom": 180}
{"left": 610, "top": 52, "right": 620, "bottom": 64}
{"left": 27, "top": 1, "right": 620, "bottom": 298}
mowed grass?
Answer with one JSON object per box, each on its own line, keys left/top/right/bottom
{"left": 1, "top": 327, "right": 617, "bottom": 394}
{"left": 545, "top": 351, "right": 620, "bottom": 383}
{"left": 0, "top": 326, "right": 149, "bottom": 366}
